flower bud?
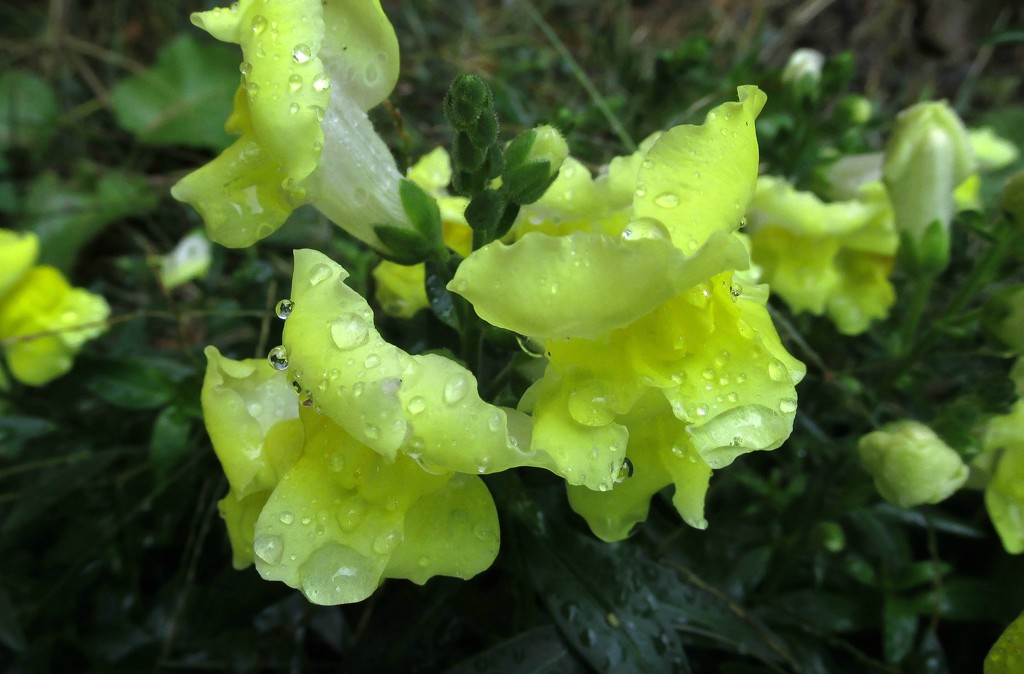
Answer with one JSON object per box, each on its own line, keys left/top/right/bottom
{"left": 502, "top": 125, "right": 568, "bottom": 205}
{"left": 883, "top": 101, "right": 973, "bottom": 272}
{"left": 858, "top": 420, "right": 968, "bottom": 508}
{"left": 983, "top": 285, "right": 1024, "bottom": 354}
{"left": 781, "top": 48, "right": 824, "bottom": 96}
{"left": 159, "top": 231, "right": 212, "bottom": 289}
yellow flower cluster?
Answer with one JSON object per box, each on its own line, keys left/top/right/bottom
{"left": 0, "top": 229, "right": 109, "bottom": 386}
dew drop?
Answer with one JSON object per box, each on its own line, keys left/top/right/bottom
{"left": 288, "top": 101, "right": 300, "bottom": 115}
{"left": 275, "top": 299, "right": 294, "bottom": 319}
{"left": 621, "top": 216, "right": 670, "bottom": 241}
{"left": 364, "top": 424, "right": 380, "bottom": 440}
{"left": 364, "top": 62, "right": 380, "bottom": 85}
{"left": 330, "top": 313, "right": 369, "bottom": 350}
{"left": 308, "top": 263, "right": 332, "bottom": 285}
{"left": 443, "top": 374, "right": 469, "bottom": 405}
{"left": 363, "top": 353, "right": 381, "bottom": 369}
{"left": 312, "top": 72, "right": 331, "bottom": 91}
{"left": 701, "top": 368, "right": 715, "bottom": 381}
{"left": 768, "top": 360, "right": 787, "bottom": 382}
{"left": 251, "top": 15, "right": 267, "bottom": 34}
{"left": 726, "top": 392, "right": 739, "bottom": 403}
{"left": 654, "top": 192, "right": 680, "bottom": 208}
{"left": 779, "top": 398, "right": 798, "bottom": 414}
{"left": 695, "top": 403, "right": 709, "bottom": 417}
{"left": 730, "top": 283, "right": 743, "bottom": 297}
{"left": 245, "top": 81, "right": 259, "bottom": 98}
{"left": 329, "top": 453, "right": 345, "bottom": 472}
{"left": 614, "top": 457, "right": 635, "bottom": 484}
{"left": 635, "top": 183, "right": 647, "bottom": 198}
{"left": 671, "top": 445, "right": 685, "bottom": 458}
{"left": 288, "top": 73, "right": 303, "bottom": 92}
{"left": 291, "top": 43, "right": 312, "bottom": 63}
{"left": 239, "top": 61, "right": 253, "bottom": 77}
{"left": 407, "top": 396, "right": 427, "bottom": 414}
{"left": 253, "top": 534, "right": 283, "bottom": 565}
{"left": 488, "top": 412, "right": 502, "bottom": 432}
{"left": 567, "top": 384, "right": 615, "bottom": 426}
{"left": 279, "top": 512, "right": 294, "bottom": 525}
{"left": 641, "top": 158, "right": 654, "bottom": 169}
{"left": 268, "top": 345, "right": 289, "bottom": 370}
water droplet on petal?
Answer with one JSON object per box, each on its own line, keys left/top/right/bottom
{"left": 768, "top": 360, "right": 787, "bottom": 382}
{"left": 407, "top": 396, "right": 427, "bottom": 414}
{"left": 779, "top": 398, "right": 798, "bottom": 414}
{"left": 614, "top": 457, "right": 634, "bottom": 484}
{"left": 373, "top": 529, "right": 401, "bottom": 554}
{"left": 251, "top": 15, "right": 267, "bottom": 34}
{"left": 695, "top": 403, "right": 709, "bottom": 417}
{"left": 443, "top": 374, "right": 469, "bottom": 405}
{"left": 291, "top": 43, "right": 312, "bottom": 63}
{"left": 363, "top": 353, "right": 381, "bottom": 369}
{"left": 254, "top": 534, "right": 283, "bottom": 564}
{"left": 730, "top": 283, "right": 743, "bottom": 297}
{"left": 312, "top": 72, "right": 331, "bottom": 91}
{"left": 288, "top": 73, "right": 303, "bottom": 92}
{"left": 330, "top": 313, "right": 369, "bottom": 350}
{"left": 239, "top": 61, "right": 253, "bottom": 77}
{"left": 275, "top": 299, "right": 294, "bottom": 319}
{"left": 288, "top": 101, "right": 300, "bottom": 114}
{"left": 308, "top": 263, "right": 332, "bottom": 285}
{"left": 268, "top": 345, "right": 289, "bottom": 370}
{"left": 654, "top": 192, "right": 680, "bottom": 208}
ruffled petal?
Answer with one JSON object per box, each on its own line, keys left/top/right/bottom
{"left": 632, "top": 86, "right": 765, "bottom": 254}
{"left": 450, "top": 230, "right": 748, "bottom": 339}
{"left": 252, "top": 409, "right": 498, "bottom": 604}
{"left": 985, "top": 401, "right": 1024, "bottom": 554}
{"left": 283, "top": 249, "right": 605, "bottom": 484}
{"left": 0, "top": 266, "right": 109, "bottom": 385}
{"left": 218, "top": 488, "right": 271, "bottom": 569}
{"left": 201, "top": 346, "right": 303, "bottom": 497}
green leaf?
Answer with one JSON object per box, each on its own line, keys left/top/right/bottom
{"left": 399, "top": 178, "right": 442, "bottom": 242}
{"left": 0, "top": 582, "right": 26, "bottom": 652}
{"left": 0, "top": 415, "right": 58, "bottom": 458}
{"left": 504, "top": 160, "right": 555, "bottom": 205}
{"left": 883, "top": 596, "right": 918, "bottom": 664}
{"left": 84, "top": 359, "right": 177, "bottom": 410}
{"left": 425, "top": 256, "right": 461, "bottom": 330}
{"left": 110, "top": 34, "right": 239, "bottom": 149}
{"left": 23, "top": 167, "right": 157, "bottom": 273}
{"left": 444, "top": 626, "right": 585, "bottom": 674}
{"left": 465, "top": 189, "right": 506, "bottom": 244}
{"left": 373, "top": 224, "right": 432, "bottom": 265}
{"left": 149, "top": 406, "right": 193, "bottom": 477}
{"left": 0, "top": 69, "right": 58, "bottom": 151}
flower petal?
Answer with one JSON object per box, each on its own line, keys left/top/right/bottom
{"left": 632, "top": 86, "right": 766, "bottom": 254}
{"left": 0, "top": 229, "right": 38, "bottom": 298}
{"left": 450, "top": 230, "right": 748, "bottom": 339}
{"left": 201, "top": 346, "right": 303, "bottom": 497}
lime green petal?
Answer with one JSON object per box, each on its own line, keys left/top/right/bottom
{"left": 372, "top": 260, "right": 429, "bottom": 318}
{"left": 0, "top": 266, "right": 109, "bottom": 386}
{"left": 252, "top": 409, "right": 496, "bottom": 604}
{"left": 171, "top": 92, "right": 295, "bottom": 248}
{"left": 527, "top": 368, "right": 629, "bottom": 491}
{"left": 566, "top": 423, "right": 671, "bottom": 541}
{"left": 986, "top": 611, "right": 1024, "bottom": 674}
{"left": 970, "top": 127, "right": 1020, "bottom": 172}
{"left": 750, "top": 224, "right": 842, "bottom": 314}
{"left": 201, "top": 346, "right": 303, "bottom": 497}
{"left": 219, "top": 489, "right": 271, "bottom": 569}
{"left": 985, "top": 400, "right": 1024, "bottom": 554}
{"left": 659, "top": 277, "right": 803, "bottom": 467}
{"left": 407, "top": 147, "right": 453, "bottom": 194}
{"left": 384, "top": 473, "right": 499, "bottom": 584}
{"left": 750, "top": 176, "right": 884, "bottom": 239}
{"left": 662, "top": 437, "right": 713, "bottom": 530}
{"left": 284, "top": 249, "right": 575, "bottom": 481}
{"left": 954, "top": 174, "right": 981, "bottom": 212}
{"left": 193, "top": 0, "right": 329, "bottom": 183}
{"left": 632, "top": 86, "right": 765, "bottom": 254}
{"left": 450, "top": 230, "right": 748, "bottom": 339}
{"left": 0, "top": 229, "right": 38, "bottom": 298}
{"left": 828, "top": 251, "right": 896, "bottom": 335}
{"left": 319, "top": 0, "right": 399, "bottom": 111}
{"left": 603, "top": 132, "right": 661, "bottom": 208}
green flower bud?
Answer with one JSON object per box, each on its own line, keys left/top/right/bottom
{"left": 883, "top": 101, "right": 973, "bottom": 272}
{"left": 858, "top": 420, "right": 968, "bottom": 508}
{"left": 502, "top": 125, "right": 568, "bottom": 205}
{"left": 781, "top": 48, "right": 824, "bottom": 98}
{"left": 837, "top": 95, "right": 873, "bottom": 126}
{"left": 443, "top": 74, "right": 493, "bottom": 131}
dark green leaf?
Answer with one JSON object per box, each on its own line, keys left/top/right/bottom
{"left": 504, "top": 160, "right": 555, "bottom": 205}
{"left": 0, "top": 582, "right": 26, "bottom": 652}
{"left": 84, "top": 359, "right": 176, "bottom": 410}
{"left": 444, "top": 625, "right": 585, "bottom": 674}
{"left": 110, "top": 34, "right": 239, "bottom": 149}
{"left": 23, "top": 168, "right": 158, "bottom": 273}
{"left": 0, "top": 415, "right": 58, "bottom": 458}
{"left": 425, "top": 256, "right": 461, "bottom": 330}
{"left": 399, "top": 178, "right": 442, "bottom": 242}
{"left": 149, "top": 406, "right": 192, "bottom": 477}
{"left": 882, "top": 597, "right": 918, "bottom": 664}
{"left": 374, "top": 224, "right": 432, "bottom": 265}
{"left": 0, "top": 70, "right": 58, "bottom": 151}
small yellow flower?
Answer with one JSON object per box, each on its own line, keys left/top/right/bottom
{"left": 746, "top": 176, "right": 898, "bottom": 335}
{"left": 0, "top": 229, "right": 109, "bottom": 386}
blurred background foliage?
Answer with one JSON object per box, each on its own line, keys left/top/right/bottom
{"left": 1, "top": 0, "right": 1023, "bottom": 672}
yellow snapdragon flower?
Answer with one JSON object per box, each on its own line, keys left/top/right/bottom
{"left": 449, "top": 87, "right": 806, "bottom": 540}
{"left": 746, "top": 177, "right": 898, "bottom": 335}
{"left": 0, "top": 229, "right": 109, "bottom": 385}
{"left": 203, "top": 347, "right": 500, "bottom": 604}
{"left": 172, "top": 0, "right": 416, "bottom": 253}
